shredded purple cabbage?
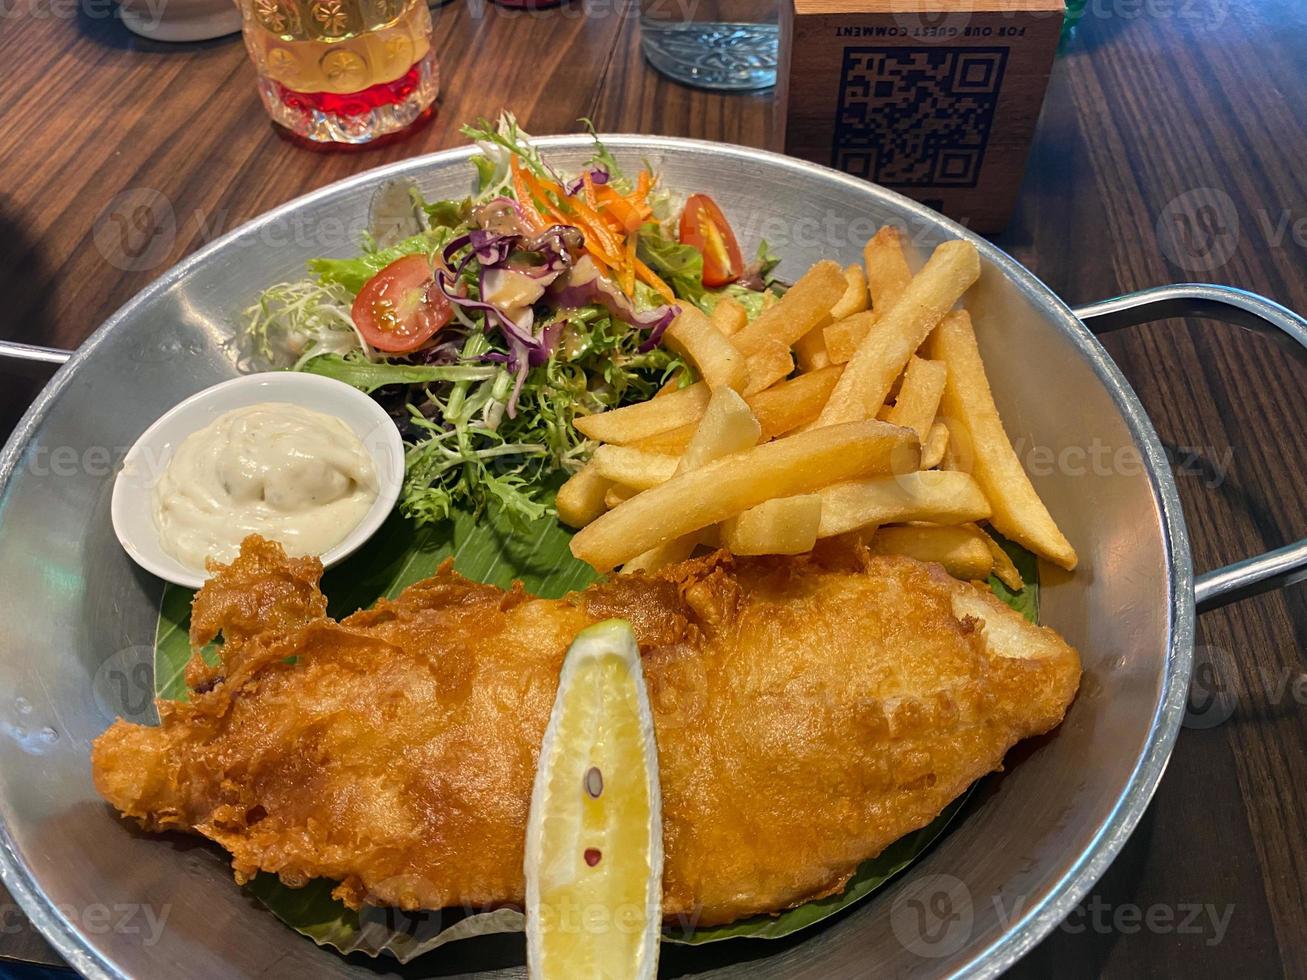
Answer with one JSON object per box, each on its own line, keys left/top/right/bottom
{"left": 549, "top": 262, "right": 679, "bottom": 352}
{"left": 564, "top": 165, "right": 610, "bottom": 196}
{"left": 434, "top": 220, "right": 678, "bottom": 416}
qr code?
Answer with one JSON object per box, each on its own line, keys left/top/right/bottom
{"left": 833, "top": 46, "right": 1009, "bottom": 188}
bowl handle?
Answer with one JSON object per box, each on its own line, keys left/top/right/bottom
{"left": 1072, "top": 283, "right": 1307, "bottom": 612}
{"left": 0, "top": 339, "right": 73, "bottom": 370}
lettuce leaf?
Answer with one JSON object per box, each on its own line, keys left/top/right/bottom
{"left": 308, "top": 228, "right": 454, "bottom": 295}
{"left": 636, "top": 224, "right": 706, "bottom": 306}
{"left": 422, "top": 197, "right": 472, "bottom": 230}
{"left": 301, "top": 353, "right": 494, "bottom": 395}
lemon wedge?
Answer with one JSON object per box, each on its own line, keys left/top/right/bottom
{"left": 525, "top": 619, "right": 663, "bottom": 980}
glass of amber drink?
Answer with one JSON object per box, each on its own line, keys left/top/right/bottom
{"left": 239, "top": 0, "right": 438, "bottom": 144}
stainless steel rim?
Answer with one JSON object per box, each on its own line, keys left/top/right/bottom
{"left": 0, "top": 136, "right": 1196, "bottom": 980}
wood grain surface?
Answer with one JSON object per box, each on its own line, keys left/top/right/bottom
{"left": 0, "top": 0, "right": 1304, "bottom": 974}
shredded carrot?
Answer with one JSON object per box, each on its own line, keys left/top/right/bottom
{"left": 622, "top": 233, "right": 638, "bottom": 296}
{"left": 509, "top": 158, "right": 549, "bottom": 232}
{"left": 566, "top": 194, "right": 624, "bottom": 259}
{"left": 516, "top": 163, "right": 625, "bottom": 265}
{"left": 634, "top": 257, "right": 676, "bottom": 304}
{"left": 595, "top": 188, "right": 646, "bottom": 234}
{"left": 511, "top": 161, "right": 674, "bottom": 307}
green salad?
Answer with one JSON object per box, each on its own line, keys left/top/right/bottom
{"left": 239, "top": 114, "right": 779, "bottom": 525}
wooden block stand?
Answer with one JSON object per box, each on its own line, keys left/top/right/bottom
{"left": 777, "top": 0, "right": 1065, "bottom": 232}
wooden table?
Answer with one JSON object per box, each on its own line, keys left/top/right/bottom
{"left": 1, "top": 0, "right": 1304, "bottom": 975}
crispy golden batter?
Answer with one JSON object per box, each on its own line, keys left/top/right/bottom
{"left": 92, "top": 536, "right": 1080, "bottom": 927}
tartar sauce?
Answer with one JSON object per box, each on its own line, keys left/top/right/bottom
{"left": 152, "top": 402, "right": 378, "bottom": 570}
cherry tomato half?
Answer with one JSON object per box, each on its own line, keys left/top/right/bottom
{"left": 351, "top": 254, "right": 453, "bottom": 353}
{"left": 678, "top": 193, "right": 745, "bottom": 288}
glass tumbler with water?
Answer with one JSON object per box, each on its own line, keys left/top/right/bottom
{"left": 639, "top": 0, "right": 779, "bottom": 91}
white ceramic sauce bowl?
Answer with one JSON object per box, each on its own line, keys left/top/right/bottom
{"left": 110, "top": 372, "right": 404, "bottom": 590}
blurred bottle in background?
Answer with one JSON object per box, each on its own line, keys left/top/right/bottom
{"left": 639, "top": 0, "right": 779, "bottom": 91}
{"left": 240, "top": 0, "right": 439, "bottom": 144}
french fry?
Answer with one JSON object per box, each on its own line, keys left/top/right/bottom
{"left": 591, "top": 445, "right": 680, "bottom": 491}
{"left": 654, "top": 372, "right": 685, "bottom": 398}
{"left": 710, "top": 296, "right": 748, "bottom": 337}
{"left": 605, "top": 484, "right": 637, "bottom": 510}
{"left": 794, "top": 265, "right": 867, "bottom": 371}
{"left": 631, "top": 367, "right": 843, "bottom": 451}
{"left": 574, "top": 381, "right": 710, "bottom": 444}
{"left": 571, "top": 421, "right": 920, "bottom": 572}
{"left": 633, "top": 423, "right": 696, "bottom": 454}
{"left": 869, "top": 524, "right": 995, "bottom": 581}
{"left": 938, "top": 416, "right": 967, "bottom": 471}
{"left": 974, "top": 524, "right": 1024, "bottom": 591}
{"left": 793, "top": 331, "right": 831, "bottom": 372}
{"left": 887, "top": 356, "right": 947, "bottom": 442}
{"left": 679, "top": 387, "right": 761, "bottom": 470}
{"left": 731, "top": 260, "right": 847, "bottom": 356}
{"left": 833, "top": 263, "right": 872, "bottom": 320}
{"left": 663, "top": 305, "right": 746, "bottom": 392}
{"left": 743, "top": 340, "right": 795, "bottom": 395}
{"left": 817, "top": 240, "right": 980, "bottom": 426}
{"left": 817, "top": 470, "right": 991, "bottom": 538}
{"left": 556, "top": 461, "right": 612, "bottom": 529}
{"left": 928, "top": 309, "right": 1078, "bottom": 570}
{"left": 621, "top": 388, "right": 760, "bottom": 573}
{"left": 622, "top": 536, "right": 698, "bottom": 574}
{"left": 748, "top": 365, "right": 843, "bottom": 438}
{"left": 823, "top": 311, "right": 877, "bottom": 365}
{"left": 863, "top": 226, "right": 913, "bottom": 311}
{"left": 721, "top": 494, "right": 823, "bottom": 556}
{"left": 921, "top": 420, "right": 950, "bottom": 469}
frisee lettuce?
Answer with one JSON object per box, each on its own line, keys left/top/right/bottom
{"left": 462, "top": 113, "right": 553, "bottom": 199}
{"left": 238, "top": 279, "right": 364, "bottom": 370}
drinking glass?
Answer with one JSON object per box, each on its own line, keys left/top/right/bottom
{"left": 239, "top": 0, "right": 439, "bottom": 144}
{"left": 639, "top": 0, "right": 780, "bottom": 91}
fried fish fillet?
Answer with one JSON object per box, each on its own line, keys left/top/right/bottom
{"left": 92, "top": 536, "right": 1080, "bottom": 928}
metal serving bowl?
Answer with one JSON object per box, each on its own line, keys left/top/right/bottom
{"left": 1, "top": 137, "right": 1304, "bottom": 979}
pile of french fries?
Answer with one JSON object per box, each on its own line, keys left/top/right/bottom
{"left": 561, "top": 227, "right": 1078, "bottom": 585}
